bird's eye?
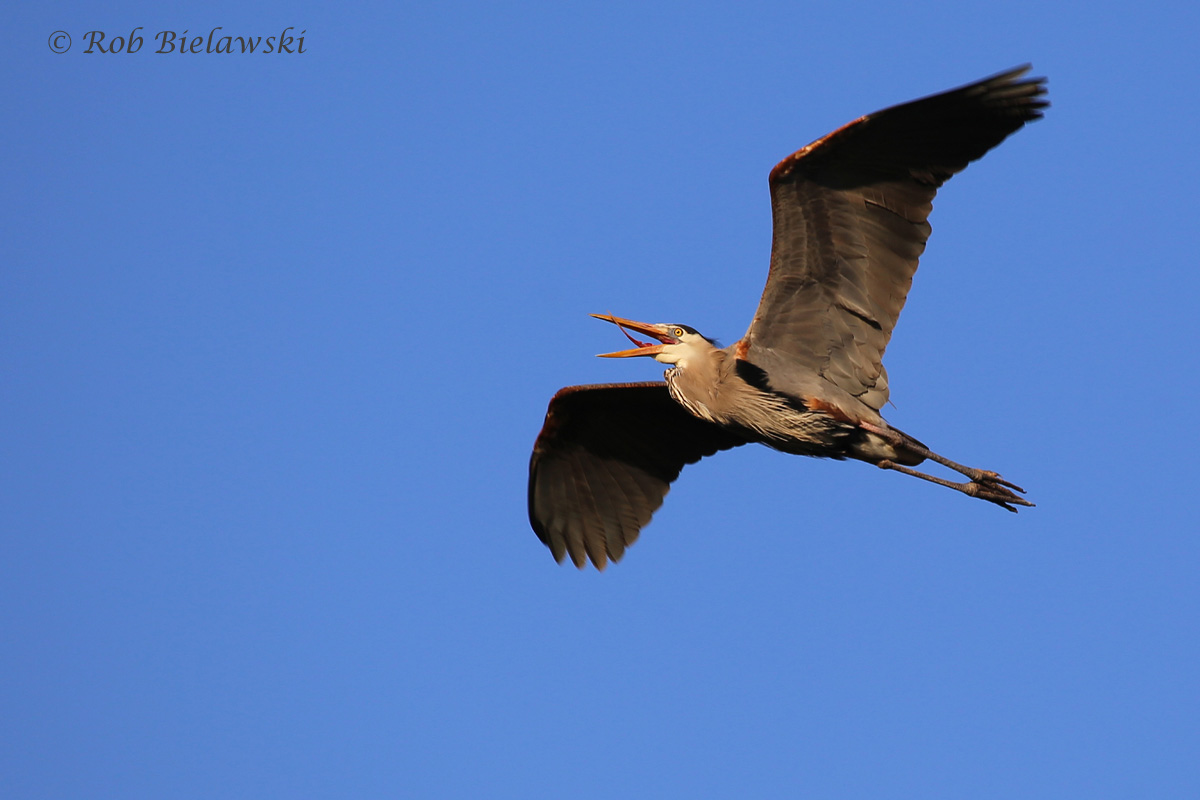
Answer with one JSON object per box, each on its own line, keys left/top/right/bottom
{"left": 673, "top": 327, "right": 684, "bottom": 338}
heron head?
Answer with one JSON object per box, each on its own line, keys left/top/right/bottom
{"left": 590, "top": 314, "right": 715, "bottom": 368}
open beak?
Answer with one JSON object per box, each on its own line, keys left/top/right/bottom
{"left": 590, "top": 313, "right": 672, "bottom": 358}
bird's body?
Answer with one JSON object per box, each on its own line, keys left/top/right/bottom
{"left": 657, "top": 333, "right": 910, "bottom": 463}
{"left": 670, "top": 365, "right": 860, "bottom": 460}
{"left": 529, "top": 67, "right": 1047, "bottom": 569}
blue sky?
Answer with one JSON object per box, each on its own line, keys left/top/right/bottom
{"left": 4, "top": 1, "right": 1199, "bottom": 797}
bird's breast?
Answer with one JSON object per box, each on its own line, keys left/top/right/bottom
{"left": 664, "top": 369, "right": 722, "bottom": 424}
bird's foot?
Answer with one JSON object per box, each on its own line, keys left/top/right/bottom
{"left": 958, "top": 471, "right": 1033, "bottom": 513}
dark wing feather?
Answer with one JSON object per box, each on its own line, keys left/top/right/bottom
{"left": 528, "top": 382, "right": 747, "bottom": 569}
{"left": 743, "top": 66, "right": 1047, "bottom": 420}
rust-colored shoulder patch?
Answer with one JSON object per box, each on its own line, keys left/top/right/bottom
{"left": 768, "top": 114, "right": 870, "bottom": 184}
{"left": 804, "top": 395, "right": 860, "bottom": 424}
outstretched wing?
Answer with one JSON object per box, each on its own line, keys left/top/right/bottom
{"left": 742, "top": 66, "right": 1047, "bottom": 420}
{"left": 529, "top": 382, "right": 747, "bottom": 569}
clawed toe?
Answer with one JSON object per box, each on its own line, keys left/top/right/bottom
{"left": 970, "top": 470, "right": 1026, "bottom": 494}
{"left": 966, "top": 476, "right": 1035, "bottom": 512}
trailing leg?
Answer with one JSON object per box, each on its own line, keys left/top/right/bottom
{"left": 859, "top": 421, "right": 1033, "bottom": 512}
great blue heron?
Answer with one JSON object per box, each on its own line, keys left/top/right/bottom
{"left": 529, "top": 66, "right": 1047, "bottom": 569}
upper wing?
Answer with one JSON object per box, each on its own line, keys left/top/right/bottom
{"left": 528, "top": 382, "right": 747, "bottom": 569}
{"left": 742, "top": 66, "right": 1047, "bottom": 420}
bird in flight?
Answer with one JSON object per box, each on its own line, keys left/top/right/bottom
{"left": 529, "top": 66, "right": 1047, "bottom": 569}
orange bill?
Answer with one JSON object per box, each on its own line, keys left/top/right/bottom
{"left": 589, "top": 313, "right": 674, "bottom": 358}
